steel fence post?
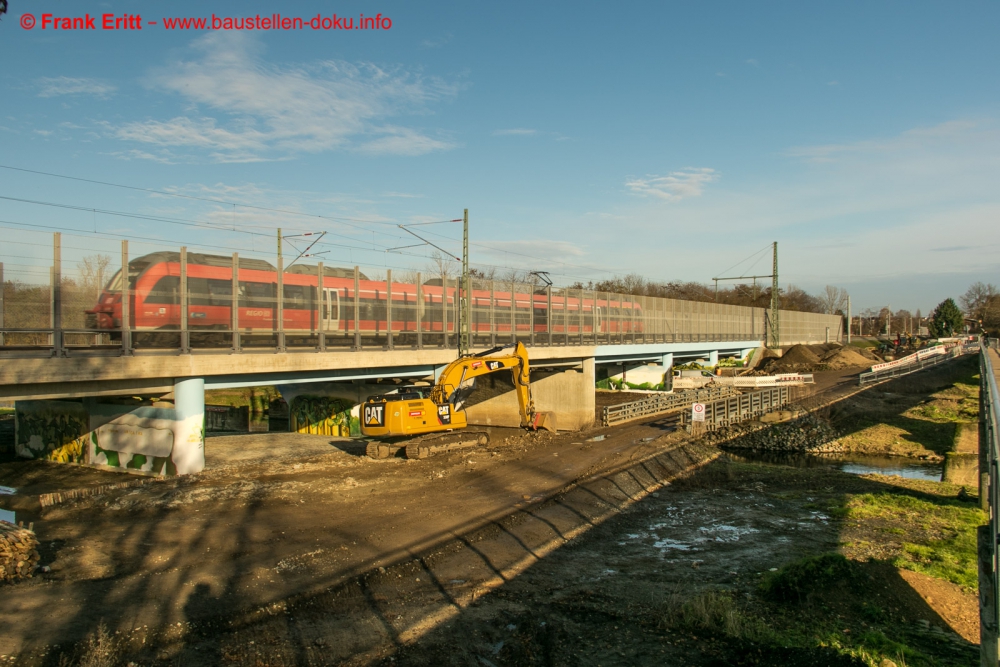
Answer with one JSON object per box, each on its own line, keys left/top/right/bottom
{"left": 386, "top": 268, "right": 393, "bottom": 350}
{"left": 120, "top": 241, "right": 131, "bottom": 355}
{"left": 353, "top": 266, "right": 361, "bottom": 350}
{"left": 232, "top": 253, "right": 241, "bottom": 352}
{"left": 180, "top": 246, "right": 189, "bottom": 354}
{"left": 317, "top": 261, "right": 325, "bottom": 352}
{"left": 276, "top": 255, "right": 285, "bottom": 352}
{"left": 51, "top": 233, "right": 64, "bottom": 356}
{"left": 416, "top": 272, "right": 423, "bottom": 349}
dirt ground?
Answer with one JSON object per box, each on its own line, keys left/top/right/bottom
{"left": 0, "top": 362, "right": 984, "bottom": 666}
{"left": 0, "top": 409, "right": 701, "bottom": 665}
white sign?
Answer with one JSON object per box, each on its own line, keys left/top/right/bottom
{"left": 692, "top": 403, "right": 706, "bottom": 422}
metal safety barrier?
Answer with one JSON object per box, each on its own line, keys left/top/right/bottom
{"left": 979, "top": 339, "right": 1000, "bottom": 664}
{"left": 681, "top": 386, "right": 790, "bottom": 432}
{"left": 713, "top": 373, "right": 813, "bottom": 388}
{"left": 602, "top": 386, "right": 740, "bottom": 427}
{"left": 858, "top": 344, "right": 977, "bottom": 386}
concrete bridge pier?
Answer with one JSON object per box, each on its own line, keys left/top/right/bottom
{"left": 708, "top": 350, "right": 719, "bottom": 366}
{"left": 465, "top": 356, "right": 596, "bottom": 431}
{"left": 172, "top": 377, "right": 206, "bottom": 475}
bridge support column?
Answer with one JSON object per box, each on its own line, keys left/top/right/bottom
{"left": 660, "top": 353, "right": 674, "bottom": 369}
{"left": 708, "top": 350, "right": 719, "bottom": 366}
{"left": 173, "top": 377, "right": 206, "bottom": 475}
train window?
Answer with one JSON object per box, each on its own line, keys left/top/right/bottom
{"left": 145, "top": 276, "right": 179, "bottom": 305}
{"left": 282, "top": 284, "right": 310, "bottom": 310}
{"left": 240, "top": 281, "right": 274, "bottom": 309}
{"left": 207, "top": 279, "right": 232, "bottom": 306}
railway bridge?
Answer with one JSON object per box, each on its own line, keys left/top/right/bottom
{"left": 0, "top": 234, "right": 844, "bottom": 476}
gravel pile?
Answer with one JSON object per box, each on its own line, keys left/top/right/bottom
{"left": 700, "top": 412, "right": 843, "bottom": 453}
{"left": 0, "top": 521, "right": 40, "bottom": 583}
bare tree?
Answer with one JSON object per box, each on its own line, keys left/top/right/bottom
{"left": 427, "top": 250, "right": 459, "bottom": 283}
{"left": 78, "top": 254, "right": 113, "bottom": 302}
{"left": 76, "top": 255, "right": 111, "bottom": 306}
{"left": 960, "top": 282, "right": 999, "bottom": 319}
{"left": 818, "top": 285, "right": 847, "bottom": 315}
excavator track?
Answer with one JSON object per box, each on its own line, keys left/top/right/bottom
{"left": 365, "top": 441, "right": 402, "bottom": 459}
{"left": 405, "top": 431, "right": 489, "bottom": 459}
{"left": 366, "top": 431, "right": 490, "bottom": 460}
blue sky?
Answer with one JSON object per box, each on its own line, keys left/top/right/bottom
{"left": 1, "top": 1, "right": 998, "bottom": 312}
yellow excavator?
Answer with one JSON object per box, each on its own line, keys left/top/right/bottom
{"left": 362, "top": 341, "right": 556, "bottom": 459}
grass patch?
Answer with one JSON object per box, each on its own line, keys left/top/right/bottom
{"left": 843, "top": 492, "right": 985, "bottom": 589}
{"left": 835, "top": 419, "right": 953, "bottom": 456}
{"left": 665, "top": 589, "right": 775, "bottom": 643}
{"left": 760, "top": 553, "right": 855, "bottom": 602}
{"left": 749, "top": 554, "right": 969, "bottom": 666}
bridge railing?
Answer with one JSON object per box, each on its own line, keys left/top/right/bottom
{"left": 979, "top": 340, "right": 1000, "bottom": 663}
{"left": 680, "top": 386, "right": 791, "bottom": 431}
{"left": 602, "top": 386, "right": 740, "bottom": 426}
{"left": 0, "top": 231, "right": 843, "bottom": 357}
{"left": 858, "top": 343, "right": 979, "bottom": 386}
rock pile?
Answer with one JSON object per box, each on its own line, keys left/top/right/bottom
{"left": 701, "top": 412, "right": 844, "bottom": 453}
{"left": 0, "top": 521, "right": 40, "bottom": 582}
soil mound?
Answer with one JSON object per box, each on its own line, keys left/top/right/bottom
{"left": 779, "top": 344, "right": 821, "bottom": 365}
{"left": 760, "top": 344, "right": 822, "bottom": 372}
{"left": 759, "top": 343, "right": 882, "bottom": 373}
{"left": 819, "top": 347, "right": 875, "bottom": 370}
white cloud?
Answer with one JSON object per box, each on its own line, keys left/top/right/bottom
{"left": 477, "top": 239, "right": 587, "bottom": 264}
{"left": 784, "top": 119, "right": 991, "bottom": 163}
{"left": 37, "top": 76, "right": 116, "bottom": 98}
{"left": 745, "top": 59, "right": 759, "bottom": 66}
{"left": 382, "top": 191, "right": 424, "bottom": 199}
{"left": 358, "top": 127, "right": 453, "bottom": 156}
{"left": 113, "top": 32, "right": 457, "bottom": 161}
{"left": 625, "top": 168, "right": 719, "bottom": 201}
{"left": 493, "top": 128, "right": 538, "bottom": 137}
{"left": 420, "top": 34, "right": 454, "bottom": 49}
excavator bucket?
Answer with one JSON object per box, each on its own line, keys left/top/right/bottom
{"left": 530, "top": 411, "right": 558, "bottom": 433}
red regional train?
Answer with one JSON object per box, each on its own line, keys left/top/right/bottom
{"left": 86, "top": 251, "right": 642, "bottom": 338}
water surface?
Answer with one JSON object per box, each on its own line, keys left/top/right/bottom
{"left": 728, "top": 450, "right": 943, "bottom": 482}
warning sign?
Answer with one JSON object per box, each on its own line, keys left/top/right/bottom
{"left": 363, "top": 403, "right": 385, "bottom": 427}
{"left": 691, "top": 403, "right": 706, "bottom": 422}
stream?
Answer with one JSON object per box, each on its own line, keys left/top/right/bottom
{"left": 727, "top": 450, "right": 944, "bottom": 482}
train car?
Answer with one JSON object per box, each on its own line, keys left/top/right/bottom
{"left": 86, "top": 252, "right": 643, "bottom": 340}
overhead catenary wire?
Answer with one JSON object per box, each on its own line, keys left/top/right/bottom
{"left": 0, "top": 187, "right": 624, "bottom": 283}
{"left": 0, "top": 218, "right": 611, "bottom": 285}
{"left": 0, "top": 164, "right": 627, "bottom": 279}
{"left": 713, "top": 243, "right": 774, "bottom": 282}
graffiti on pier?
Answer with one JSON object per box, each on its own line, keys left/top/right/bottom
{"left": 290, "top": 396, "right": 359, "bottom": 437}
